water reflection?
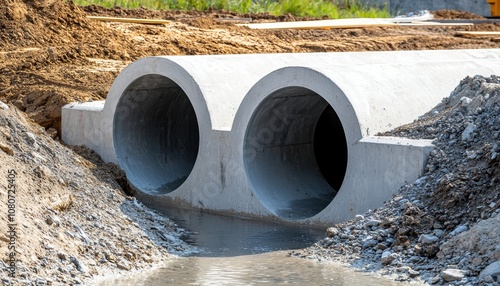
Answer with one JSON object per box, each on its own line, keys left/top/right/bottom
{"left": 96, "top": 252, "right": 405, "bottom": 286}
{"left": 155, "top": 207, "right": 325, "bottom": 257}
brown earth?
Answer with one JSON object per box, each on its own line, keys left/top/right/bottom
{"left": 431, "top": 9, "right": 487, "bottom": 20}
{"left": 0, "top": 0, "right": 499, "bottom": 284}
{"left": 1, "top": 0, "right": 500, "bottom": 137}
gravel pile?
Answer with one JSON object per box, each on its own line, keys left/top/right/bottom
{"left": 291, "top": 75, "right": 500, "bottom": 285}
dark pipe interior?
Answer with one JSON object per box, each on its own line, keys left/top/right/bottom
{"left": 314, "top": 105, "right": 348, "bottom": 191}
{"left": 244, "top": 86, "right": 348, "bottom": 220}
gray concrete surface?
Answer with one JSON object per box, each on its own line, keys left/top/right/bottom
{"left": 62, "top": 49, "right": 500, "bottom": 226}
{"left": 361, "top": 0, "right": 491, "bottom": 16}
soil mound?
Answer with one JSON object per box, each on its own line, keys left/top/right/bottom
{"left": 431, "top": 9, "right": 486, "bottom": 20}
{"left": 0, "top": 0, "right": 136, "bottom": 59}
{"left": 385, "top": 75, "right": 499, "bottom": 227}
{"left": 0, "top": 0, "right": 140, "bottom": 134}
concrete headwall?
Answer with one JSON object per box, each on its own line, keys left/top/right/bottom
{"left": 62, "top": 49, "right": 500, "bottom": 226}
{"left": 361, "top": 0, "right": 491, "bottom": 16}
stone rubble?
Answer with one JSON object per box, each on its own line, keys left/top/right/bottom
{"left": 290, "top": 75, "right": 500, "bottom": 286}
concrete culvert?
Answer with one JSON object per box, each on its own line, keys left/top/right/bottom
{"left": 244, "top": 87, "right": 348, "bottom": 220}
{"left": 113, "top": 74, "right": 199, "bottom": 195}
{"left": 62, "top": 50, "right": 500, "bottom": 225}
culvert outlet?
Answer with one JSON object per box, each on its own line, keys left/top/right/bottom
{"left": 113, "top": 75, "right": 199, "bottom": 194}
{"left": 62, "top": 49, "right": 500, "bottom": 225}
{"left": 243, "top": 87, "right": 347, "bottom": 220}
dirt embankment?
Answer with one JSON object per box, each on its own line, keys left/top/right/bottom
{"left": 0, "top": 101, "right": 196, "bottom": 285}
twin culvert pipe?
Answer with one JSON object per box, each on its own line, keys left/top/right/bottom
{"left": 62, "top": 49, "right": 500, "bottom": 226}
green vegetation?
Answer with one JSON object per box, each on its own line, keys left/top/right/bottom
{"left": 73, "top": 0, "right": 391, "bottom": 19}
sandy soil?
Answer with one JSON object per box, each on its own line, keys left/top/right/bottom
{"left": 0, "top": 0, "right": 499, "bottom": 285}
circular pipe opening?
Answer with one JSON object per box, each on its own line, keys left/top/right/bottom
{"left": 244, "top": 87, "right": 347, "bottom": 220}
{"left": 114, "top": 74, "right": 199, "bottom": 195}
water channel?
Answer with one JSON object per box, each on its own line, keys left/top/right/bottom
{"left": 95, "top": 207, "right": 409, "bottom": 286}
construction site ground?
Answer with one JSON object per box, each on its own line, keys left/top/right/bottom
{"left": 0, "top": 1, "right": 499, "bottom": 285}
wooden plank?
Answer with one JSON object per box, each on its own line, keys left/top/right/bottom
{"left": 87, "top": 16, "right": 170, "bottom": 25}
{"left": 455, "top": 31, "right": 500, "bottom": 37}
{"left": 236, "top": 13, "right": 472, "bottom": 30}
{"left": 237, "top": 19, "right": 398, "bottom": 30}
{"left": 237, "top": 13, "right": 437, "bottom": 30}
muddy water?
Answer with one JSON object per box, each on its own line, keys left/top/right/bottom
{"left": 160, "top": 207, "right": 325, "bottom": 257}
{"left": 97, "top": 208, "right": 407, "bottom": 285}
{"left": 96, "top": 252, "right": 407, "bottom": 286}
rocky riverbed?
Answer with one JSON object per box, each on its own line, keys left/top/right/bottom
{"left": 291, "top": 75, "right": 500, "bottom": 286}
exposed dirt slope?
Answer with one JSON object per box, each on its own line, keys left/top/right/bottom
{"left": 0, "top": 101, "right": 194, "bottom": 285}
